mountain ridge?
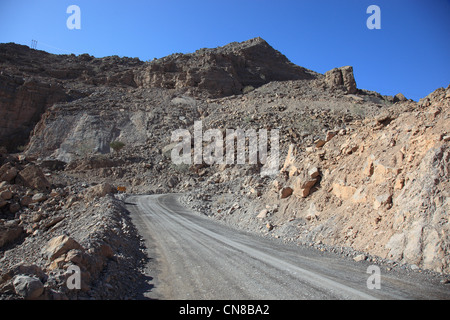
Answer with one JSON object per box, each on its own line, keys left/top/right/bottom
{"left": 0, "top": 38, "right": 363, "bottom": 153}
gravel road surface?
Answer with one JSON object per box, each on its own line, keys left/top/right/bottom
{"left": 126, "top": 194, "right": 450, "bottom": 300}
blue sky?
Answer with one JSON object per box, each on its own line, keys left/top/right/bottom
{"left": 0, "top": 0, "right": 449, "bottom": 101}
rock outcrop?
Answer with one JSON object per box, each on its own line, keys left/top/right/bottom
{"left": 324, "top": 66, "right": 358, "bottom": 94}
{"left": 135, "top": 37, "right": 319, "bottom": 98}
{"left": 0, "top": 73, "right": 69, "bottom": 152}
{"left": 0, "top": 43, "right": 142, "bottom": 152}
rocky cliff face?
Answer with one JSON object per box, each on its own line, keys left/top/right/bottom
{"left": 0, "top": 73, "right": 69, "bottom": 152}
{"left": 274, "top": 86, "right": 450, "bottom": 273}
{"left": 0, "top": 43, "right": 142, "bottom": 152}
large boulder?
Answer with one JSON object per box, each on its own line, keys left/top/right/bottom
{"left": 393, "top": 93, "right": 407, "bottom": 102}
{"left": 42, "top": 235, "right": 84, "bottom": 261}
{"left": 13, "top": 275, "right": 44, "bottom": 300}
{"left": 0, "top": 163, "right": 18, "bottom": 183}
{"left": 0, "top": 220, "right": 23, "bottom": 248}
{"left": 83, "top": 182, "right": 115, "bottom": 201}
{"left": 16, "top": 165, "right": 51, "bottom": 191}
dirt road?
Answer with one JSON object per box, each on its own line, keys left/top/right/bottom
{"left": 126, "top": 194, "right": 450, "bottom": 300}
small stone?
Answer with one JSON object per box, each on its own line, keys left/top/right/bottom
{"left": 0, "top": 190, "right": 13, "bottom": 200}
{"left": 257, "top": 209, "right": 268, "bottom": 219}
{"left": 279, "top": 187, "right": 293, "bottom": 199}
{"left": 373, "top": 193, "right": 393, "bottom": 210}
{"left": 31, "top": 193, "right": 47, "bottom": 203}
{"left": 353, "top": 254, "right": 367, "bottom": 262}
{"left": 394, "top": 178, "right": 405, "bottom": 190}
{"left": 249, "top": 187, "right": 262, "bottom": 197}
{"left": 325, "top": 131, "right": 336, "bottom": 142}
{"left": 97, "top": 243, "right": 114, "bottom": 259}
{"left": 308, "top": 167, "right": 320, "bottom": 179}
{"left": 315, "top": 139, "right": 326, "bottom": 148}
{"left": 9, "top": 203, "right": 21, "bottom": 214}
{"left": 20, "top": 196, "right": 33, "bottom": 207}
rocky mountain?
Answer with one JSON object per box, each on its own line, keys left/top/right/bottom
{"left": 0, "top": 38, "right": 365, "bottom": 156}
{"left": 0, "top": 38, "right": 449, "bottom": 299}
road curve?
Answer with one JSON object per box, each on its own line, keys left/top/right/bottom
{"left": 126, "top": 194, "right": 450, "bottom": 300}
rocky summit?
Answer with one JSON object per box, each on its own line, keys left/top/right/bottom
{"left": 0, "top": 38, "right": 449, "bottom": 299}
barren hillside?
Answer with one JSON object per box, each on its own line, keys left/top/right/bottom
{"left": 0, "top": 38, "right": 449, "bottom": 299}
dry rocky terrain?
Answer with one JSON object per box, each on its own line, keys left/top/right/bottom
{"left": 0, "top": 153, "right": 149, "bottom": 299}
{"left": 0, "top": 38, "right": 449, "bottom": 299}
{"left": 183, "top": 83, "right": 450, "bottom": 276}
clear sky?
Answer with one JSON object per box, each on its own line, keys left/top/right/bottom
{"left": 0, "top": 0, "right": 449, "bottom": 101}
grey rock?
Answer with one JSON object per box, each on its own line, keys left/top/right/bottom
{"left": 13, "top": 275, "right": 44, "bottom": 300}
{"left": 0, "top": 222, "right": 23, "bottom": 248}
{"left": 31, "top": 193, "right": 47, "bottom": 203}
{"left": 353, "top": 254, "right": 367, "bottom": 262}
